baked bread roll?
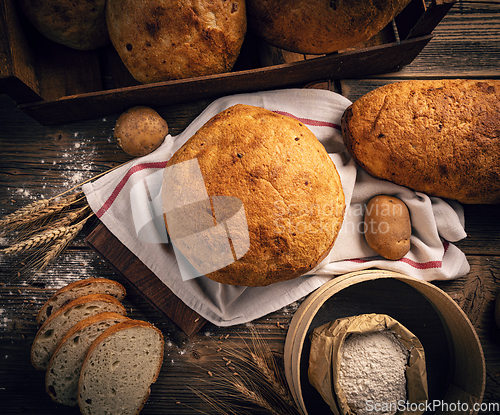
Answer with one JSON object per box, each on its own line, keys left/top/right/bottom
{"left": 106, "top": 0, "right": 247, "bottom": 84}
{"left": 78, "top": 320, "right": 164, "bottom": 415}
{"left": 17, "top": 0, "right": 109, "bottom": 50}
{"left": 37, "top": 278, "right": 126, "bottom": 325}
{"left": 162, "top": 104, "right": 345, "bottom": 287}
{"left": 342, "top": 80, "right": 500, "bottom": 204}
{"left": 246, "top": 0, "right": 411, "bottom": 54}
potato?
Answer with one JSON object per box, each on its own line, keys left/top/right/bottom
{"left": 114, "top": 106, "right": 168, "bottom": 157}
{"left": 364, "top": 195, "right": 411, "bottom": 260}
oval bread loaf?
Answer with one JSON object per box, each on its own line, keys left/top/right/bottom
{"left": 78, "top": 320, "right": 164, "bottom": 415}
{"left": 31, "top": 294, "right": 127, "bottom": 370}
{"left": 45, "top": 312, "right": 130, "bottom": 407}
{"left": 246, "top": 0, "right": 411, "bottom": 54}
{"left": 37, "top": 278, "right": 126, "bottom": 325}
{"left": 342, "top": 79, "right": 500, "bottom": 204}
{"left": 162, "top": 104, "right": 345, "bottom": 287}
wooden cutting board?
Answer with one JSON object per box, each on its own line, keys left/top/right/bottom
{"left": 85, "top": 222, "right": 206, "bottom": 337}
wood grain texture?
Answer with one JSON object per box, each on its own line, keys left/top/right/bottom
{"left": 85, "top": 223, "right": 206, "bottom": 337}
{"left": 1, "top": 1, "right": 500, "bottom": 413}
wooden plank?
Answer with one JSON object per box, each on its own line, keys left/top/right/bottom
{"left": 0, "top": 0, "right": 40, "bottom": 103}
{"left": 19, "top": 35, "right": 432, "bottom": 125}
{"left": 32, "top": 36, "right": 103, "bottom": 101}
{"left": 396, "top": 0, "right": 456, "bottom": 40}
{"left": 379, "top": 1, "right": 500, "bottom": 79}
{"left": 85, "top": 222, "right": 206, "bottom": 337}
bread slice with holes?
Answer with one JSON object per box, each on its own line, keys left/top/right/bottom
{"left": 37, "top": 278, "right": 127, "bottom": 325}
{"left": 78, "top": 319, "right": 164, "bottom": 415}
{"left": 46, "top": 312, "right": 130, "bottom": 407}
{"left": 31, "top": 294, "right": 127, "bottom": 370}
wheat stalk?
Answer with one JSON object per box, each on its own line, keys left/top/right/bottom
{"left": 0, "top": 199, "right": 50, "bottom": 231}
{"left": 221, "top": 330, "right": 297, "bottom": 410}
{"left": 231, "top": 379, "right": 285, "bottom": 415}
{"left": 192, "top": 329, "right": 300, "bottom": 415}
{"left": 0, "top": 161, "right": 131, "bottom": 282}
{"left": 0, "top": 193, "right": 84, "bottom": 236}
{"left": 32, "top": 214, "right": 93, "bottom": 273}
{"left": 2, "top": 225, "right": 78, "bottom": 255}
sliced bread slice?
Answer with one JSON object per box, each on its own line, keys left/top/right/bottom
{"left": 78, "top": 320, "right": 164, "bottom": 415}
{"left": 31, "top": 294, "right": 127, "bottom": 370}
{"left": 46, "top": 312, "right": 130, "bottom": 407}
{"left": 37, "top": 278, "right": 127, "bottom": 325}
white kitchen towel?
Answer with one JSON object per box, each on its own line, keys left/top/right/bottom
{"left": 83, "top": 88, "right": 470, "bottom": 327}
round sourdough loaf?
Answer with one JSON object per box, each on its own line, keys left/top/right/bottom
{"left": 17, "top": 0, "right": 109, "bottom": 50}
{"left": 246, "top": 0, "right": 411, "bottom": 54}
{"left": 106, "top": 0, "right": 247, "bottom": 84}
{"left": 162, "top": 104, "right": 345, "bottom": 287}
{"left": 342, "top": 79, "right": 500, "bottom": 204}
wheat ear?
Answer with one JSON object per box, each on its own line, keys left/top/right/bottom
{"left": 1, "top": 225, "right": 78, "bottom": 255}
{"left": 231, "top": 379, "right": 285, "bottom": 415}
{"left": 221, "top": 330, "right": 297, "bottom": 410}
{"left": 33, "top": 214, "right": 93, "bottom": 272}
{"left": 0, "top": 199, "right": 50, "bottom": 230}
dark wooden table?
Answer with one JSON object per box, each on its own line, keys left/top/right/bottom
{"left": 1, "top": 1, "right": 500, "bottom": 414}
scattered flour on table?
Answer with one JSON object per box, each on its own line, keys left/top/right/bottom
{"left": 338, "top": 330, "right": 409, "bottom": 415}
{"left": 60, "top": 132, "right": 97, "bottom": 187}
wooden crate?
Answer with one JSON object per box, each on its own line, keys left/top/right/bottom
{"left": 0, "top": 0, "right": 455, "bottom": 126}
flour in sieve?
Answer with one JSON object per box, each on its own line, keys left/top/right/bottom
{"left": 338, "top": 330, "right": 409, "bottom": 415}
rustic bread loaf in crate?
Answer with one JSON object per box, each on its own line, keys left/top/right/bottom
{"left": 246, "top": 0, "right": 411, "bottom": 54}
{"left": 106, "top": 0, "right": 247, "bottom": 83}
{"left": 16, "top": 0, "right": 109, "bottom": 50}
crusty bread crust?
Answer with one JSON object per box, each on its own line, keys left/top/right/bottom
{"left": 17, "top": 0, "right": 109, "bottom": 50}
{"left": 31, "top": 294, "right": 127, "bottom": 370}
{"left": 78, "top": 320, "right": 164, "bottom": 415}
{"left": 342, "top": 79, "right": 500, "bottom": 204}
{"left": 45, "top": 312, "right": 130, "bottom": 406}
{"left": 246, "top": 0, "right": 411, "bottom": 54}
{"left": 106, "top": 0, "right": 247, "bottom": 83}
{"left": 163, "top": 104, "right": 345, "bottom": 286}
{"left": 37, "top": 278, "right": 127, "bottom": 325}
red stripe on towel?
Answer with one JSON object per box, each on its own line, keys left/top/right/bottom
{"left": 272, "top": 110, "right": 342, "bottom": 130}
{"left": 349, "top": 241, "right": 450, "bottom": 270}
{"left": 96, "top": 161, "right": 168, "bottom": 218}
